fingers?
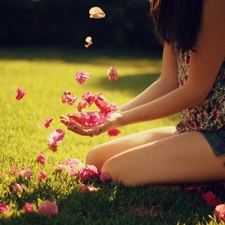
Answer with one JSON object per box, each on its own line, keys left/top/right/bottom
{"left": 59, "top": 115, "right": 104, "bottom": 137}
{"left": 67, "top": 125, "right": 94, "bottom": 137}
{"left": 67, "top": 125, "right": 104, "bottom": 137}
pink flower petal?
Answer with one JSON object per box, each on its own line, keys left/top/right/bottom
{"left": 61, "top": 91, "right": 77, "bottom": 105}
{"left": 214, "top": 204, "right": 225, "bottom": 222}
{"left": 186, "top": 185, "right": 201, "bottom": 194}
{"left": 108, "top": 128, "right": 121, "bottom": 137}
{"left": 16, "top": 88, "right": 25, "bottom": 100}
{"left": 36, "top": 152, "right": 47, "bottom": 164}
{"left": 0, "top": 203, "right": 9, "bottom": 213}
{"left": 11, "top": 182, "right": 22, "bottom": 193}
{"left": 76, "top": 70, "right": 92, "bottom": 85}
{"left": 48, "top": 129, "right": 65, "bottom": 152}
{"left": 24, "top": 203, "right": 33, "bottom": 213}
{"left": 99, "top": 172, "right": 111, "bottom": 182}
{"left": 78, "top": 164, "right": 99, "bottom": 182}
{"left": 68, "top": 112, "right": 103, "bottom": 127}
{"left": 44, "top": 117, "right": 53, "bottom": 128}
{"left": 20, "top": 168, "right": 32, "bottom": 180}
{"left": 107, "top": 66, "right": 119, "bottom": 81}
{"left": 10, "top": 165, "right": 20, "bottom": 176}
{"left": 38, "top": 200, "right": 58, "bottom": 218}
{"left": 80, "top": 184, "right": 98, "bottom": 193}
{"left": 38, "top": 171, "right": 47, "bottom": 181}
{"left": 76, "top": 91, "right": 96, "bottom": 112}
{"left": 202, "top": 191, "right": 221, "bottom": 207}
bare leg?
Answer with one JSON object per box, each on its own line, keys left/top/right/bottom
{"left": 101, "top": 131, "right": 225, "bottom": 186}
{"left": 86, "top": 126, "right": 177, "bottom": 171}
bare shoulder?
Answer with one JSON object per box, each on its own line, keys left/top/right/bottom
{"left": 203, "top": 0, "right": 225, "bottom": 20}
{"left": 200, "top": 0, "right": 225, "bottom": 49}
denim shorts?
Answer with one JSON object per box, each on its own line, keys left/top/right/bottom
{"left": 200, "top": 126, "right": 225, "bottom": 156}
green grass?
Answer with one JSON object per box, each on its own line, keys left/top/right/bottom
{"left": 0, "top": 47, "right": 223, "bottom": 225}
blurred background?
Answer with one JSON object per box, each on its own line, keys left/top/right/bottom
{"left": 0, "top": 0, "right": 162, "bottom": 53}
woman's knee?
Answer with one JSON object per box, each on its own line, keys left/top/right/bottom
{"left": 85, "top": 146, "right": 107, "bottom": 171}
{"left": 101, "top": 158, "right": 135, "bottom": 186}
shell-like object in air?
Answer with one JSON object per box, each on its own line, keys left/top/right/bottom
{"left": 89, "top": 7, "right": 105, "bottom": 19}
{"left": 85, "top": 36, "right": 93, "bottom": 48}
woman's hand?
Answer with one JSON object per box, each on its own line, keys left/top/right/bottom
{"left": 59, "top": 110, "right": 122, "bottom": 137}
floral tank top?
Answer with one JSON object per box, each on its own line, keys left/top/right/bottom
{"left": 176, "top": 51, "right": 225, "bottom": 133}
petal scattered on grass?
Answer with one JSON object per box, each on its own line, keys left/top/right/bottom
{"left": 11, "top": 183, "right": 22, "bottom": 193}
{"left": 24, "top": 203, "right": 33, "bottom": 213}
{"left": 0, "top": 203, "right": 9, "bottom": 213}
{"left": 20, "top": 168, "right": 32, "bottom": 180}
{"left": 38, "top": 171, "right": 47, "bottom": 182}
{"left": 38, "top": 200, "right": 58, "bottom": 218}
{"left": 10, "top": 165, "right": 20, "bottom": 176}
{"left": 16, "top": 88, "right": 25, "bottom": 100}
{"left": 214, "top": 204, "right": 225, "bottom": 222}
{"left": 36, "top": 152, "right": 47, "bottom": 164}
{"left": 80, "top": 184, "right": 98, "bottom": 193}
{"left": 99, "top": 171, "right": 111, "bottom": 182}
{"left": 78, "top": 164, "right": 99, "bottom": 182}
{"left": 202, "top": 191, "right": 221, "bottom": 207}
{"left": 89, "top": 7, "right": 105, "bottom": 19}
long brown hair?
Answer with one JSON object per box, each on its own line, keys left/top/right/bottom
{"left": 150, "top": 0, "right": 203, "bottom": 52}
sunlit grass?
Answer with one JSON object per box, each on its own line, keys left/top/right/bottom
{"left": 0, "top": 47, "right": 221, "bottom": 225}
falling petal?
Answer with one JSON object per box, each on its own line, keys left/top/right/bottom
{"left": 85, "top": 36, "right": 93, "bottom": 48}
{"left": 16, "top": 88, "right": 26, "bottom": 100}
{"left": 89, "top": 6, "right": 105, "bottom": 19}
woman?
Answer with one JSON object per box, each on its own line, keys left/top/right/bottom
{"left": 60, "top": 0, "right": 225, "bottom": 186}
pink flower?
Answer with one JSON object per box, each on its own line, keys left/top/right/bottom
{"left": 16, "top": 88, "right": 25, "bottom": 100}
{"left": 20, "top": 168, "right": 32, "bottom": 180}
{"left": 36, "top": 152, "right": 47, "bottom": 164}
{"left": 76, "top": 92, "right": 96, "bottom": 112}
{"left": 94, "top": 93, "right": 118, "bottom": 115}
{"left": 68, "top": 112, "right": 103, "bottom": 127}
{"left": 76, "top": 99, "right": 89, "bottom": 112}
{"left": 0, "top": 203, "right": 9, "bottom": 213}
{"left": 61, "top": 91, "right": 77, "bottom": 105}
{"left": 76, "top": 70, "right": 92, "bottom": 85}
{"left": 10, "top": 165, "right": 20, "bottom": 176}
{"left": 49, "top": 142, "right": 58, "bottom": 152}
{"left": 78, "top": 164, "right": 99, "bottom": 181}
{"left": 107, "top": 66, "right": 118, "bottom": 81}
{"left": 57, "top": 158, "right": 84, "bottom": 175}
{"left": 214, "top": 204, "right": 225, "bottom": 222}
{"left": 38, "top": 200, "right": 58, "bottom": 218}
{"left": 186, "top": 185, "right": 201, "bottom": 194}
{"left": 38, "top": 171, "right": 47, "bottom": 181}
{"left": 108, "top": 128, "right": 121, "bottom": 137}
{"left": 44, "top": 117, "right": 53, "bottom": 128}
{"left": 99, "top": 172, "right": 111, "bottom": 182}
{"left": 11, "top": 182, "right": 22, "bottom": 193}
{"left": 65, "top": 164, "right": 79, "bottom": 176}
{"left": 202, "top": 191, "right": 221, "bottom": 207}
{"left": 48, "top": 129, "right": 65, "bottom": 152}
{"left": 24, "top": 203, "right": 33, "bottom": 213}
{"left": 56, "top": 164, "right": 63, "bottom": 173}
{"left": 80, "top": 184, "right": 98, "bottom": 193}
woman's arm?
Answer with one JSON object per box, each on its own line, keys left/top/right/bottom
{"left": 119, "top": 43, "right": 178, "bottom": 112}
{"left": 118, "top": 0, "right": 225, "bottom": 127}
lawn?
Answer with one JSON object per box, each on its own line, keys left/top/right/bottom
{"left": 0, "top": 47, "right": 223, "bottom": 225}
